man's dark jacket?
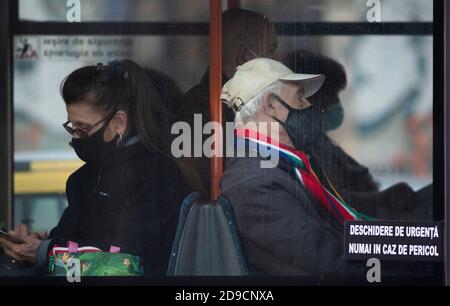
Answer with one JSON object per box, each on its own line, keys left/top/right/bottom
{"left": 221, "top": 152, "right": 368, "bottom": 277}
{"left": 220, "top": 145, "right": 432, "bottom": 277}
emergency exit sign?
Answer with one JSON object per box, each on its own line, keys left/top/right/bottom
{"left": 344, "top": 221, "right": 444, "bottom": 261}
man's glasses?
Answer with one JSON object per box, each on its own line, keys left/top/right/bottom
{"left": 63, "top": 114, "right": 114, "bottom": 139}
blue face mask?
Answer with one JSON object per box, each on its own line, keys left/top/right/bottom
{"left": 321, "top": 102, "right": 344, "bottom": 132}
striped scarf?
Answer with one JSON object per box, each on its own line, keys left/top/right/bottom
{"left": 235, "top": 128, "right": 374, "bottom": 224}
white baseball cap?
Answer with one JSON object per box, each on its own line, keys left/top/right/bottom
{"left": 221, "top": 58, "right": 325, "bottom": 112}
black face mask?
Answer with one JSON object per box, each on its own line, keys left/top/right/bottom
{"left": 69, "top": 120, "right": 118, "bottom": 164}
{"left": 272, "top": 94, "right": 323, "bottom": 150}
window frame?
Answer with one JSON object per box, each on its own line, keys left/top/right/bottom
{"left": 0, "top": 0, "right": 446, "bottom": 285}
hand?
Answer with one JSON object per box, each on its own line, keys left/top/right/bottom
{"left": 32, "top": 230, "right": 49, "bottom": 240}
{"left": 378, "top": 183, "right": 418, "bottom": 220}
{"left": 0, "top": 224, "right": 42, "bottom": 263}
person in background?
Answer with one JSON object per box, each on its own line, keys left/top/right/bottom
{"left": 175, "top": 8, "right": 279, "bottom": 192}
{"left": 145, "top": 68, "right": 184, "bottom": 116}
{"left": 0, "top": 60, "right": 195, "bottom": 276}
{"left": 285, "top": 49, "right": 432, "bottom": 220}
{"left": 285, "top": 49, "right": 348, "bottom": 133}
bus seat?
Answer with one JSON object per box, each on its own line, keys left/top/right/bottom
{"left": 167, "top": 192, "right": 248, "bottom": 275}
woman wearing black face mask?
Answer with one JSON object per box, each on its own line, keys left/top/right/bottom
{"left": 0, "top": 60, "right": 200, "bottom": 276}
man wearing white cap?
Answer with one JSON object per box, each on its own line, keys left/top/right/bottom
{"left": 220, "top": 58, "right": 428, "bottom": 277}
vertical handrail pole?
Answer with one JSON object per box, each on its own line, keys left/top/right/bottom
{"left": 209, "top": 0, "right": 223, "bottom": 201}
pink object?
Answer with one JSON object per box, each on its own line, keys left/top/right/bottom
{"left": 68, "top": 241, "right": 78, "bottom": 253}
{"left": 109, "top": 246, "right": 120, "bottom": 253}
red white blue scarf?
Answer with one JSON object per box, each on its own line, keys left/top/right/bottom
{"left": 235, "top": 128, "right": 374, "bottom": 224}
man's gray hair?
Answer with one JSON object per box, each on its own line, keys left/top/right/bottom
{"left": 234, "top": 80, "right": 283, "bottom": 127}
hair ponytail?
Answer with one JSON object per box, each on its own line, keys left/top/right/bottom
{"left": 121, "top": 60, "right": 204, "bottom": 192}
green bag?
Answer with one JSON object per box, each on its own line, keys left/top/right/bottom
{"left": 47, "top": 241, "right": 144, "bottom": 276}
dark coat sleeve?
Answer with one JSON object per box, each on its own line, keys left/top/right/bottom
{"left": 34, "top": 166, "right": 87, "bottom": 275}
{"left": 49, "top": 165, "right": 86, "bottom": 242}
